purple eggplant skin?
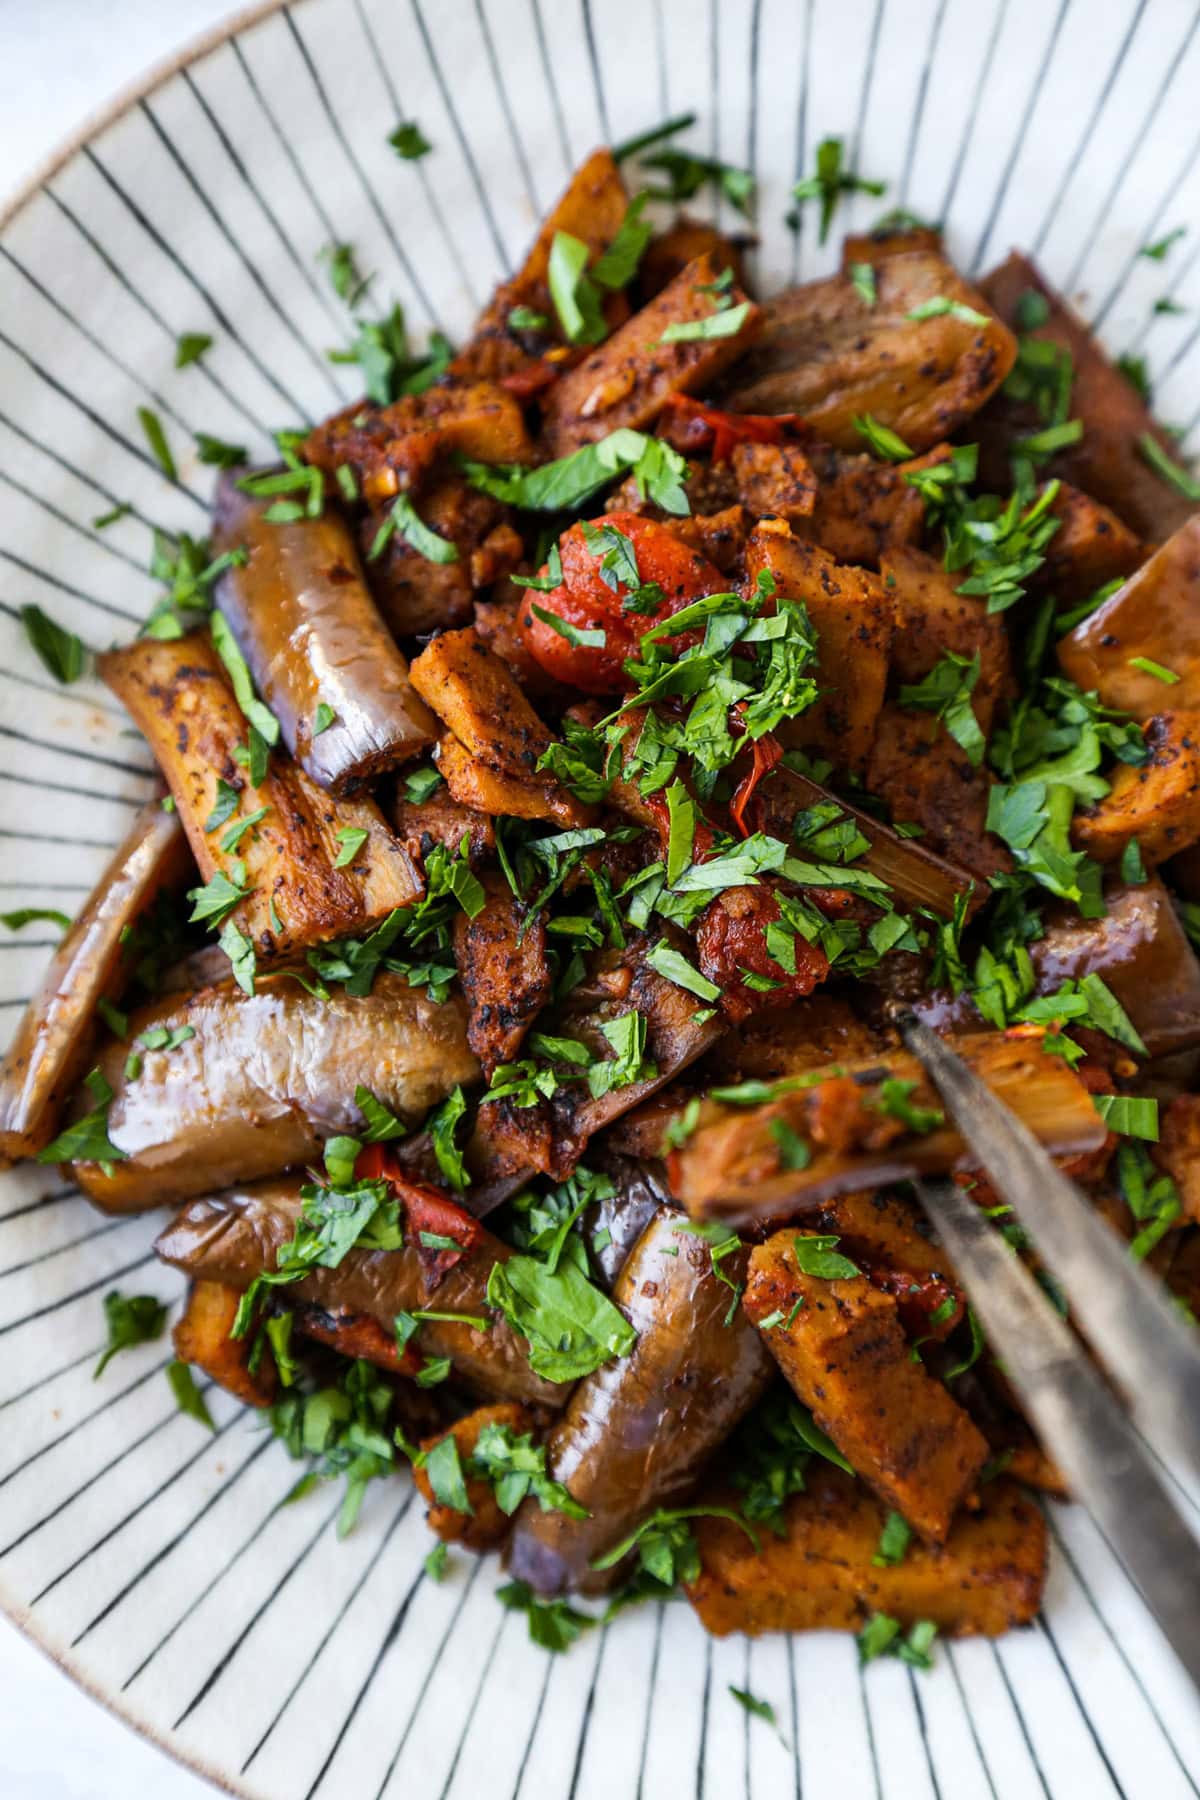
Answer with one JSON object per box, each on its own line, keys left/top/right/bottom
{"left": 505, "top": 1205, "right": 774, "bottom": 1595}
{"left": 154, "top": 1179, "right": 568, "bottom": 1409}
{"left": 0, "top": 798, "right": 190, "bottom": 1164}
{"left": 586, "top": 1154, "right": 671, "bottom": 1289}
{"left": 212, "top": 473, "right": 437, "bottom": 795}
{"left": 69, "top": 971, "right": 479, "bottom": 1213}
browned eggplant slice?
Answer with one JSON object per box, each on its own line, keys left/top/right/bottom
{"left": 504, "top": 1206, "right": 773, "bottom": 1594}
{"left": 154, "top": 1179, "right": 566, "bottom": 1409}
{"left": 67, "top": 970, "right": 478, "bottom": 1211}
{"left": 0, "top": 798, "right": 189, "bottom": 1163}
{"left": 211, "top": 473, "right": 436, "bottom": 794}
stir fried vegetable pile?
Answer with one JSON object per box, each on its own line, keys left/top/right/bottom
{"left": 6, "top": 116, "right": 1200, "bottom": 1666}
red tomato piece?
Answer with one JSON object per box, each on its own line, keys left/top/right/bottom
{"left": 352, "top": 1144, "right": 483, "bottom": 1285}
{"left": 518, "top": 510, "right": 727, "bottom": 693}
{"left": 696, "top": 884, "right": 829, "bottom": 1024}
{"left": 660, "top": 394, "right": 809, "bottom": 463}
{"left": 863, "top": 1267, "right": 964, "bottom": 1344}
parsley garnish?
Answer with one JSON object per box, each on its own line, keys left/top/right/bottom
{"left": 1, "top": 906, "right": 71, "bottom": 933}
{"left": 167, "top": 1360, "right": 215, "bottom": 1431}
{"left": 388, "top": 121, "right": 431, "bottom": 160}
{"left": 21, "top": 604, "right": 86, "bottom": 684}
{"left": 1137, "top": 432, "right": 1200, "bottom": 500}
{"left": 94, "top": 1290, "right": 167, "bottom": 1377}
{"left": 791, "top": 136, "right": 884, "bottom": 242}
{"left": 660, "top": 299, "right": 752, "bottom": 344}
{"left": 873, "top": 1077, "right": 945, "bottom": 1134}
{"left": 791, "top": 1233, "right": 860, "bottom": 1280}
{"left": 174, "top": 331, "right": 213, "bottom": 368}
{"left": 899, "top": 650, "right": 985, "bottom": 766}
{"left": 368, "top": 493, "right": 458, "bottom": 564}
{"left": 485, "top": 1252, "right": 637, "bottom": 1382}
{"left": 496, "top": 1580, "right": 594, "bottom": 1652}
{"left": 1141, "top": 227, "right": 1185, "bottom": 261}
{"left": 548, "top": 231, "right": 608, "bottom": 346}
{"left": 854, "top": 414, "right": 914, "bottom": 461}
{"left": 873, "top": 1511, "right": 913, "bottom": 1567}
{"left": 137, "top": 406, "right": 177, "bottom": 480}
{"left": 461, "top": 427, "right": 690, "bottom": 515}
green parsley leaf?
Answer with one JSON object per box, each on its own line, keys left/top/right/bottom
{"left": 424, "top": 1541, "right": 450, "bottom": 1581}
{"left": 1120, "top": 838, "right": 1147, "bottom": 885}
{"left": 94, "top": 1290, "right": 167, "bottom": 1377}
{"left": 791, "top": 136, "right": 885, "bottom": 243}
{"left": 460, "top": 426, "right": 690, "bottom": 515}
{"left": 791, "top": 1233, "right": 860, "bottom": 1281}
{"left": 204, "top": 778, "right": 241, "bottom": 833}
{"left": 495, "top": 1579, "right": 594, "bottom": 1653}
{"left": 906, "top": 296, "right": 990, "bottom": 326}
{"left": 388, "top": 121, "right": 431, "bottom": 160}
{"left": 900, "top": 649, "right": 985, "bottom": 765}
{"left": 770, "top": 1118, "right": 812, "bottom": 1171}
{"left": 873, "top": 1511, "right": 913, "bottom": 1568}
{"left": 1, "top": 907, "right": 71, "bottom": 933}
{"left": 355, "top": 1085, "right": 407, "bottom": 1142}
{"left": 486, "top": 1253, "right": 637, "bottom": 1382}
{"left": 333, "top": 825, "right": 369, "bottom": 868}
{"left": 529, "top": 603, "right": 605, "bottom": 649}
{"left": 1141, "top": 227, "right": 1186, "bottom": 261}
{"left": 92, "top": 502, "right": 132, "bottom": 530}
{"left": 848, "top": 261, "right": 877, "bottom": 307}
{"left": 218, "top": 919, "right": 257, "bottom": 996}
{"left": 195, "top": 433, "right": 247, "bottom": 468}
{"left": 220, "top": 805, "right": 269, "bottom": 854}
{"left": 403, "top": 765, "right": 443, "bottom": 805}
{"left": 1094, "top": 1094, "right": 1159, "bottom": 1140}
{"left": 548, "top": 230, "right": 608, "bottom": 346}
{"left": 640, "top": 147, "right": 755, "bottom": 216}
{"left": 1128, "top": 655, "right": 1180, "bottom": 684}
{"left": 1117, "top": 352, "right": 1151, "bottom": 403}
{"left": 210, "top": 610, "right": 281, "bottom": 745}
{"left": 368, "top": 493, "right": 459, "bottom": 564}
{"left": 659, "top": 299, "right": 752, "bottom": 344}
{"left": 313, "top": 702, "right": 337, "bottom": 736}
{"left": 591, "top": 194, "right": 653, "bottom": 290}
{"left": 1013, "top": 418, "right": 1085, "bottom": 461}
{"left": 188, "top": 866, "right": 252, "bottom": 927}
{"left": 167, "top": 1359, "right": 215, "bottom": 1430}
{"left": 36, "top": 1070, "right": 127, "bottom": 1165}
{"left": 588, "top": 1009, "right": 656, "bottom": 1099}
{"left": 137, "top": 406, "right": 177, "bottom": 480}
{"left": 644, "top": 940, "right": 720, "bottom": 1002}
{"left": 21, "top": 604, "right": 86, "bottom": 684}
{"left": 175, "top": 332, "right": 213, "bottom": 368}
{"left": 469, "top": 1420, "right": 589, "bottom": 1518}
{"left": 1138, "top": 432, "right": 1200, "bottom": 501}
{"left": 729, "top": 1688, "right": 778, "bottom": 1727}
{"left": 612, "top": 111, "right": 698, "bottom": 162}
{"left": 591, "top": 1505, "right": 758, "bottom": 1585}
{"left": 96, "top": 997, "right": 128, "bottom": 1038}
{"left": 423, "top": 1434, "right": 472, "bottom": 1512}
{"left": 320, "top": 242, "right": 371, "bottom": 306}
{"left": 428, "top": 1084, "right": 469, "bottom": 1191}
{"left": 853, "top": 413, "right": 913, "bottom": 461}
{"left": 874, "top": 1077, "right": 945, "bottom": 1135}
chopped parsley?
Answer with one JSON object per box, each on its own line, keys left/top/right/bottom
{"left": 791, "top": 1233, "right": 860, "bottom": 1281}
{"left": 496, "top": 1579, "right": 594, "bottom": 1652}
{"left": 853, "top": 414, "right": 914, "bottom": 461}
{"left": 94, "top": 1290, "right": 167, "bottom": 1377}
{"left": 368, "top": 493, "right": 459, "bottom": 564}
{"left": 485, "top": 1252, "right": 637, "bottom": 1382}
{"left": 388, "top": 121, "right": 431, "bottom": 160}
{"left": 791, "top": 136, "right": 885, "bottom": 243}
{"left": 167, "top": 1360, "right": 215, "bottom": 1431}
{"left": 21, "top": 605, "right": 86, "bottom": 684}
{"left": 899, "top": 650, "right": 985, "bottom": 766}
{"left": 174, "top": 331, "right": 213, "bottom": 368}
{"left": 137, "top": 406, "right": 177, "bottom": 481}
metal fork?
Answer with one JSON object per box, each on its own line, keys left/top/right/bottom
{"left": 901, "top": 1016, "right": 1200, "bottom": 1690}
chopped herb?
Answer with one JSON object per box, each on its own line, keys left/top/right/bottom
{"left": 612, "top": 112, "right": 698, "bottom": 162}
{"left": 873, "top": 1511, "right": 913, "bottom": 1567}
{"left": 321, "top": 242, "right": 371, "bottom": 307}
{"left": 1128, "top": 655, "right": 1180, "bottom": 684}
{"left": 548, "top": 230, "right": 608, "bottom": 346}
{"left": 220, "top": 805, "right": 269, "bottom": 853}
{"left": 36, "top": 1068, "right": 126, "bottom": 1165}
{"left": 137, "top": 406, "right": 177, "bottom": 480}
{"left": 203, "top": 778, "right": 241, "bottom": 833}
{"left": 461, "top": 426, "right": 690, "bottom": 516}
{"left": 848, "top": 261, "right": 878, "bottom": 307}
{"left": 368, "top": 493, "right": 459, "bottom": 564}
{"left": 1094, "top": 1094, "right": 1158, "bottom": 1140}
{"left": 218, "top": 919, "right": 257, "bottom": 996}
{"left": 529, "top": 603, "right": 606, "bottom": 649}
{"left": 791, "top": 1233, "right": 860, "bottom": 1281}
{"left": 1141, "top": 227, "right": 1185, "bottom": 261}
{"left": 1117, "top": 353, "right": 1151, "bottom": 403}
{"left": 21, "top": 604, "right": 86, "bottom": 684}
{"left": 92, "top": 502, "right": 132, "bottom": 529}
{"left": 874, "top": 1077, "right": 945, "bottom": 1135}
{"left": 486, "top": 1252, "right": 637, "bottom": 1382}
{"left": 328, "top": 299, "right": 453, "bottom": 406}
{"left": 853, "top": 414, "right": 914, "bottom": 461}
{"left": 1137, "top": 432, "right": 1200, "bottom": 501}
{"left": 729, "top": 1688, "right": 778, "bottom": 1728}
{"left": 423, "top": 1434, "right": 472, "bottom": 1512}
{"left": 167, "top": 1359, "right": 215, "bottom": 1430}
{"left": 906, "top": 296, "right": 990, "bottom": 326}
{"left": 428, "top": 1085, "right": 469, "bottom": 1191}
{"left": 591, "top": 194, "right": 653, "bottom": 291}
{"left": 640, "top": 146, "right": 755, "bottom": 216}
{"left": 425, "top": 1540, "right": 449, "bottom": 1581}
{"left": 333, "top": 825, "right": 370, "bottom": 868}
{"left": 175, "top": 332, "right": 213, "bottom": 368}
{"left": 659, "top": 299, "right": 752, "bottom": 344}
{"left": 1, "top": 907, "right": 71, "bottom": 933}
{"left": 388, "top": 121, "right": 431, "bottom": 160}
{"left": 403, "top": 765, "right": 443, "bottom": 804}
{"left": 469, "top": 1420, "right": 589, "bottom": 1518}
{"left": 355, "top": 1084, "right": 407, "bottom": 1143}
{"left": 1153, "top": 296, "right": 1186, "bottom": 316}
{"left": 644, "top": 941, "right": 721, "bottom": 1001}
{"left": 210, "top": 610, "right": 281, "bottom": 746}
{"left": 591, "top": 1505, "right": 758, "bottom": 1589}
{"left": 496, "top": 1579, "right": 594, "bottom": 1652}
{"left": 188, "top": 866, "right": 252, "bottom": 927}
{"left": 96, "top": 997, "right": 127, "bottom": 1037}
{"left": 313, "top": 702, "right": 338, "bottom": 736}
{"left": 94, "top": 1290, "right": 167, "bottom": 1377}
{"left": 1120, "top": 838, "right": 1146, "bottom": 885}
{"left": 899, "top": 650, "right": 985, "bottom": 766}
{"left": 1014, "top": 418, "right": 1084, "bottom": 461}
{"left": 508, "top": 305, "right": 551, "bottom": 332}
{"left": 770, "top": 1118, "right": 812, "bottom": 1171}
{"left": 791, "top": 136, "right": 885, "bottom": 243}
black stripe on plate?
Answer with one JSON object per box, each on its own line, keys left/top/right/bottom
{"left": 0, "top": 464, "right": 149, "bottom": 576}
{"left": 942, "top": 1642, "right": 1000, "bottom": 1800}
{"left": 407, "top": 0, "right": 511, "bottom": 271}
{"left": 898, "top": 0, "right": 949, "bottom": 206}
{"left": 229, "top": 36, "right": 340, "bottom": 244}
{"left": 633, "top": 1601, "right": 666, "bottom": 1800}
{"left": 510, "top": 1635, "right": 556, "bottom": 1799}
{"left": 1089, "top": 121, "right": 1200, "bottom": 335}
{"left": 937, "top": 0, "right": 1009, "bottom": 233}
{"left": 0, "top": 397, "right": 162, "bottom": 535}
{"left": 0, "top": 1245, "right": 157, "bottom": 1338}
{"left": 0, "top": 1186, "right": 80, "bottom": 1228}
{"left": 366, "top": 1556, "right": 487, "bottom": 1800}
{"left": 0, "top": 1213, "right": 131, "bottom": 1279}
{"left": 969, "top": 0, "right": 1073, "bottom": 275}
{"left": 473, "top": 0, "right": 541, "bottom": 217}
{"left": 787, "top": 0, "right": 814, "bottom": 286}
{"left": 857, "top": 1655, "right": 884, "bottom": 1800}
{"left": 579, "top": 0, "right": 613, "bottom": 144}
{"left": 138, "top": 97, "right": 345, "bottom": 403}
{"left": 284, "top": 6, "right": 443, "bottom": 329}
{"left": 0, "top": 767, "right": 143, "bottom": 809}
{"left": 0, "top": 1352, "right": 174, "bottom": 1491}
{"left": 41, "top": 183, "right": 277, "bottom": 442}
{"left": 696, "top": 1634, "right": 713, "bottom": 1800}
{"left": 240, "top": 1490, "right": 416, "bottom": 1773}
{"left": 988, "top": 1640, "right": 1053, "bottom": 1799}
{"left": 527, "top": 0, "right": 574, "bottom": 175}
{"left": 436, "top": 1598, "right": 512, "bottom": 1800}
{"left": 171, "top": 1490, "right": 344, "bottom": 1729}
{"left": 31, "top": 1408, "right": 240, "bottom": 1605}
{"left": 908, "top": 1665, "right": 944, "bottom": 1800}
{"left": 1035, "top": 1615, "right": 1127, "bottom": 1797}
{"left": 0, "top": 718, "right": 154, "bottom": 780}
{"left": 0, "top": 544, "right": 142, "bottom": 625}
{"left": 567, "top": 1622, "right": 608, "bottom": 1800}
{"left": 72, "top": 1430, "right": 275, "bottom": 1649}
{"left": 82, "top": 142, "right": 316, "bottom": 424}
{"left": 0, "top": 1341, "right": 105, "bottom": 1415}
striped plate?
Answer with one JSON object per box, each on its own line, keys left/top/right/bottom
{"left": 2, "top": 0, "right": 1200, "bottom": 1794}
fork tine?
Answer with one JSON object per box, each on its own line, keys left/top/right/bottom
{"left": 915, "top": 1175, "right": 1200, "bottom": 1691}
{"left": 901, "top": 1016, "right": 1200, "bottom": 1483}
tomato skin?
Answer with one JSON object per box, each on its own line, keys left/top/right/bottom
{"left": 518, "top": 511, "right": 726, "bottom": 693}
{"left": 696, "top": 884, "right": 829, "bottom": 1024}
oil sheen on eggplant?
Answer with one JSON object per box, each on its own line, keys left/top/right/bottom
{"left": 0, "top": 799, "right": 190, "bottom": 1162}
{"left": 212, "top": 473, "right": 437, "bottom": 794}
{"left": 505, "top": 1205, "right": 773, "bottom": 1594}
{"left": 68, "top": 971, "right": 479, "bottom": 1210}
{"left": 154, "top": 1178, "right": 566, "bottom": 1408}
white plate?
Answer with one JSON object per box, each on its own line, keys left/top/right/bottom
{"left": 2, "top": 1, "right": 1200, "bottom": 1794}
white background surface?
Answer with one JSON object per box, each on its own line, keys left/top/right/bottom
{"left": 0, "top": 11, "right": 248, "bottom": 1793}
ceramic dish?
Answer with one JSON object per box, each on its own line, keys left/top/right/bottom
{"left": 3, "top": 1, "right": 1200, "bottom": 1794}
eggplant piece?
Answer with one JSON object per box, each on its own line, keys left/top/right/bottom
{"left": 68, "top": 970, "right": 478, "bottom": 1211}
{"left": 585, "top": 1153, "right": 671, "bottom": 1288}
{"left": 751, "top": 764, "right": 983, "bottom": 921}
{"left": 98, "top": 630, "right": 421, "bottom": 959}
{"left": 1029, "top": 877, "right": 1200, "bottom": 1060}
{"left": 302, "top": 381, "right": 535, "bottom": 505}
{"left": 673, "top": 1032, "right": 1106, "bottom": 1224}
{"left": 687, "top": 1465, "right": 1045, "bottom": 1638}
{"left": 0, "top": 798, "right": 189, "bottom": 1163}
{"left": 1057, "top": 516, "right": 1200, "bottom": 723}
{"left": 505, "top": 1206, "right": 773, "bottom": 1593}
{"left": 210, "top": 473, "right": 436, "bottom": 794}
{"left": 154, "top": 1179, "right": 566, "bottom": 1409}
{"left": 881, "top": 542, "right": 1014, "bottom": 738}
{"left": 718, "top": 251, "right": 1016, "bottom": 451}
{"left": 977, "top": 252, "right": 1195, "bottom": 542}
{"left": 539, "top": 253, "right": 761, "bottom": 457}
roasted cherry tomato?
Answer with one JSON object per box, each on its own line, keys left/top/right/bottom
{"left": 518, "top": 510, "right": 727, "bottom": 693}
{"left": 696, "top": 884, "right": 829, "bottom": 1024}
{"left": 660, "top": 394, "right": 808, "bottom": 463}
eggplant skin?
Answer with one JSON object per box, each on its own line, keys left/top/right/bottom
{"left": 212, "top": 476, "right": 437, "bottom": 795}
{"left": 0, "top": 799, "right": 189, "bottom": 1163}
{"left": 69, "top": 971, "right": 479, "bottom": 1212}
{"left": 505, "top": 1206, "right": 773, "bottom": 1595}
{"left": 154, "top": 1180, "right": 567, "bottom": 1409}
